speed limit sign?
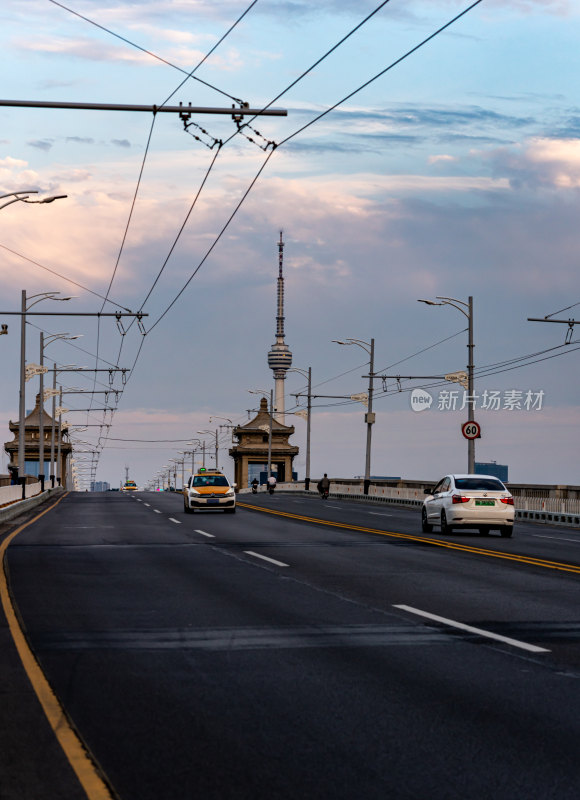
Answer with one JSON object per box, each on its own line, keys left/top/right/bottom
{"left": 462, "top": 421, "right": 481, "bottom": 439}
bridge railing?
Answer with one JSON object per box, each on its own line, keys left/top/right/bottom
{"left": 0, "top": 481, "right": 42, "bottom": 508}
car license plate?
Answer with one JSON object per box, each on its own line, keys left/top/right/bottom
{"left": 475, "top": 499, "right": 495, "bottom": 506}
{"left": 206, "top": 499, "right": 219, "bottom": 505}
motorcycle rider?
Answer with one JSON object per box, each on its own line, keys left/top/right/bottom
{"left": 317, "top": 473, "right": 330, "bottom": 499}
{"left": 267, "top": 474, "right": 277, "bottom": 494}
{"left": 251, "top": 477, "right": 259, "bottom": 494}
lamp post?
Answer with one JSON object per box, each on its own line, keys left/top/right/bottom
{"left": 38, "top": 334, "right": 81, "bottom": 491}
{"left": 289, "top": 367, "right": 312, "bottom": 490}
{"left": 197, "top": 429, "right": 219, "bottom": 469}
{"left": 249, "top": 388, "right": 274, "bottom": 481}
{"left": 418, "top": 295, "right": 474, "bottom": 473}
{"left": 18, "top": 292, "right": 74, "bottom": 497}
{"left": 333, "top": 339, "right": 375, "bottom": 495}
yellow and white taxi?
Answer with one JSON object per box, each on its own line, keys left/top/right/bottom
{"left": 121, "top": 480, "right": 139, "bottom": 492}
{"left": 183, "top": 468, "right": 236, "bottom": 514}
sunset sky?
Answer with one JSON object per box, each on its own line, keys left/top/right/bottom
{"left": 1, "top": 0, "right": 579, "bottom": 488}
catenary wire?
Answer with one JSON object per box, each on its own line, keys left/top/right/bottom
{"left": 46, "top": 0, "right": 244, "bottom": 103}
{"left": 279, "top": 0, "right": 483, "bottom": 147}
{"left": 0, "top": 244, "right": 131, "bottom": 311}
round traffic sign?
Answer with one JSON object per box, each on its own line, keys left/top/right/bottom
{"left": 462, "top": 420, "right": 481, "bottom": 440}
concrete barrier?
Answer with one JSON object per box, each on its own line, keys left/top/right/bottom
{"left": 0, "top": 487, "right": 65, "bottom": 524}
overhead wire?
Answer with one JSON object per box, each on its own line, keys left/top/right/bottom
{"left": 143, "top": 0, "right": 484, "bottom": 334}
{"left": 46, "top": 0, "right": 244, "bottom": 103}
{"left": 42, "top": 0, "right": 484, "bottom": 473}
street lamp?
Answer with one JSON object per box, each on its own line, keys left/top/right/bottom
{"left": 288, "top": 367, "right": 312, "bottom": 490}
{"left": 333, "top": 338, "right": 375, "bottom": 495}
{"left": 248, "top": 388, "right": 274, "bottom": 481}
{"left": 38, "top": 333, "right": 82, "bottom": 491}
{"left": 418, "top": 295, "right": 474, "bottom": 472}
{"left": 18, "top": 292, "right": 74, "bottom": 497}
{"left": 0, "top": 190, "right": 68, "bottom": 212}
{"left": 197, "top": 429, "right": 219, "bottom": 469}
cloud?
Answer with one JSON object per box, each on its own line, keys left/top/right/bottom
{"left": 111, "top": 139, "right": 131, "bottom": 148}
{"left": 27, "top": 139, "right": 54, "bottom": 152}
{"left": 483, "top": 137, "right": 580, "bottom": 190}
{"left": 428, "top": 154, "right": 457, "bottom": 164}
{"left": 66, "top": 137, "right": 95, "bottom": 145}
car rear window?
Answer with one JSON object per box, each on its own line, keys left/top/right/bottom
{"left": 193, "top": 476, "right": 229, "bottom": 487}
{"left": 454, "top": 478, "right": 505, "bottom": 491}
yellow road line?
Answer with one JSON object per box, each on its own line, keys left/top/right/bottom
{"left": 0, "top": 493, "right": 115, "bottom": 800}
{"left": 237, "top": 502, "right": 580, "bottom": 576}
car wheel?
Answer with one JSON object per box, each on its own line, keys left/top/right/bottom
{"left": 479, "top": 527, "right": 490, "bottom": 536}
{"left": 421, "top": 508, "right": 433, "bottom": 533}
{"left": 225, "top": 507, "right": 236, "bottom": 514}
{"left": 440, "top": 511, "right": 452, "bottom": 535}
{"left": 500, "top": 527, "right": 513, "bottom": 538}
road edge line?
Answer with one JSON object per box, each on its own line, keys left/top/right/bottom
{"left": 0, "top": 493, "right": 116, "bottom": 800}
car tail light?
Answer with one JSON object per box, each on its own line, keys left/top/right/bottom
{"left": 452, "top": 494, "right": 469, "bottom": 504}
{"left": 500, "top": 497, "right": 514, "bottom": 505}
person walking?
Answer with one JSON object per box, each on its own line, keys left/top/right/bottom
{"left": 317, "top": 473, "right": 330, "bottom": 499}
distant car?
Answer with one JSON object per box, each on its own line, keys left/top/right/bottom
{"left": 121, "top": 480, "right": 139, "bottom": 492}
{"left": 183, "top": 468, "right": 236, "bottom": 514}
{"left": 422, "top": 474, "right": 514, "bottom": 537}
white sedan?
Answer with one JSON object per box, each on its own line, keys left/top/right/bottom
{"left": 422, "top": 474, "right": 514, "bottom": 537}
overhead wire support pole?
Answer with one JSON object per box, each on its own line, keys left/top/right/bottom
{"left": 0, "top": 100, "right": 287, "bottom": 117}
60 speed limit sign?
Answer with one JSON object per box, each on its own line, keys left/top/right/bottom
{"left": 462, "top": 421, "right": 481, "bottom": 439}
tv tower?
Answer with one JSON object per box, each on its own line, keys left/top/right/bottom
{"left": 267, "top": 231, "right": 292, "bottom": 423}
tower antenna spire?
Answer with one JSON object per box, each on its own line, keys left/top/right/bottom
{"left": 267, "top": 231, "right": 292, "bottom": 423}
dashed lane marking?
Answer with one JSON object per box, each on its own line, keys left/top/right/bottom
{"left": 394, "top": 605, "right": 550, "bottom": 654}
{"left": 169, "top": 518, "right": 181, "bottom": 524}
{"left": 194, "top": 529, "right": 215, "bottom": 538}
{"left": 244, "top": 551, "right": 289, "bottom": 568}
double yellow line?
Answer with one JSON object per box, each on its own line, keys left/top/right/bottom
{"left": 238, "top": 502, "right": 580, "bottom": 575}
{"left": 0, "top": 494, "right": 115, "bottom": 800}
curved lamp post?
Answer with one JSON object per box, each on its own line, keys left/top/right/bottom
{"left": 197, "top": 429, "right": 219, "bottom": 469}
{"left": 288, "top": 367, "right": 312, "bottom": 490}
{"left": 418, "top": 296, "right": 474, "bottom": 473}
{"left": 38, "top": 333, "right": 81, "bottom": 491}
{"left": 0, "top": 190, "right": 67, "bottom": 212}
{"left": 18, "top": 292, "right": 74, "bottom": 496}
{"left": 333, "top": 338, "right": 375, "bottom": 495}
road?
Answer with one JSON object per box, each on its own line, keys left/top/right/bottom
{"left": 3, "top": 489, "right": 580, "bottom": 799}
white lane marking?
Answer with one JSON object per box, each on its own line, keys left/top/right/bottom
{"left": 169, "top": 518, "right": 181, "bottom": 524}
{"left": 369, "top": 512, "right": 393, "bottom": 517}
{"left": 144, "top": 503, "right": 150, "bottom": 507}
{"left": 194, "top": 529, "right": 215, "bottom": 538}
{"left": 244, "top": 551, "right": 289, "bottom": 568}
{"left": 136, "top": 499, "right": 142, "bottom": 502}
{"left": 533, "top": 534, "right": 580, "bottom": 543}
{"left": 154, "top": 509, "right": 162, "bottom": 514}
{"left": 326, "top": 505, "right": 341, "bottom": 509}
{"left": 394, "top": 605, "right": 549, "bottom": 654}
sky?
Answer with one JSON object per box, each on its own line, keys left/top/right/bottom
{"left": 0, "top": 0, "right": 579, "bottom": 489}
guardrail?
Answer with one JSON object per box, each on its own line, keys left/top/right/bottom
{"left": 239, "top": 483, "right": 580, "bottom": 528}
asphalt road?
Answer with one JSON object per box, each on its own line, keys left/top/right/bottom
{"left": 3, "top": 490, "right": 580, "bottom": 800}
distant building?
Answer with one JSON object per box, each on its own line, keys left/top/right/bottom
{"left": 91, "top": 481, "right": 110, "bottom": 492}
{"left": 475, "top": 461, "right": 508, "bottom": 483}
